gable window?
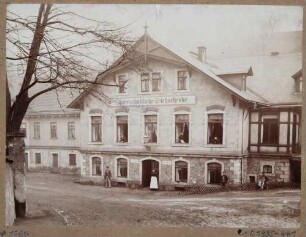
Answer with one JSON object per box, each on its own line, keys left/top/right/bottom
{"left": 118, "top": 75, "right": 127, "bottom": 94}
{"left": 144, "top": 115, "right": 157, "bottom": 143}
{"left": 69, "top": 154, "right": 76, "bottom": 166}
{"left": 50, "top": 122, "right": 57, "bottom": 139}
{"left": 175, "top": 114, "right": 189, "bottom": 144}
{"left": 263, "top": 165, "right": 272, "bottom": 174}
{"left": 34, "top": 122, "right": 40, "bottom": 139}
{"left": 177, "top": 70, "right": 188, "bottom": 90}
{"left": 68, "top": 122, "right": 75, "bottom": 139}
{"left": 207, "top": 114, "right": 223, "bottom": 144}
{"left": 261, "top": 114, "right": 278, "bottom": 145}
{"left": 116, "top": 116, "right": 128, "bottom": 143}
{"left": 141, "top": 73, "right": 150, "bottom": 92}
{"left": 35, "top": 153, "right": 41, "bottom": 164}
{"left": 92, "top": 157, "right": 102, "bottom": 176}
{"left": 152, "top": 72, "right": 161, "bottom": 92}
{"left": 175, "top": 161, "right": 188, "bottom": 182}
{"left": 91, "top": 116, "right": 102, "bottom": 142}
{"left": 295, "top": 77, "right": 302, "bottom": 93}
{"left": 117, "top": 158, "right": 128, "bottom": 178}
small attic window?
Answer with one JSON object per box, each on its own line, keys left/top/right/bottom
{"left": 295, "top": 77, "right": 302, "bottom": 93}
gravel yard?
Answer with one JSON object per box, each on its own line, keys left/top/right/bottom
{"left": 15, "top": 172, "right": 300, "bottom": 228}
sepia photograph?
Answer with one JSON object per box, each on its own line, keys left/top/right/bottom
{"left": 4, "top": 2, "right": 303, "bottom": 234}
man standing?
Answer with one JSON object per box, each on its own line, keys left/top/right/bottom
{"left": 104, "top": 166, "right": 112, "bottom": 188}
{"left": 258, "top": 172, "right": 268, "bottom": 190}
{"left": 221, "top": 171, "right": 228, "bottom": 186}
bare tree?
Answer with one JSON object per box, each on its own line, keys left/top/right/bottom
{"left": 6, "top": 3, "right": 144, "bottom": 224}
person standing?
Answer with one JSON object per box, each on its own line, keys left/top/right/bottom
{"left": 104, "top": 166, "right": 112, "bottom": 188}
{"left": 150, "top": 169, "right": 158, "bottom": 191}
{"left": 221, "top": 171, "right": 228, "bottom": 186}
{"left": 258, "top": 172, "right": 268, "bottom": 190}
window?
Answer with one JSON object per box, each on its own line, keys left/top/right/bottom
{"left": 69, "top": 154, "right": 76, "bottom": 166}
{"left": 177, "top": 70, "right": 188, "bottom": 90}
{"left": 295, "top": 77, "right": 302, "bottom": 93}
{"left": 144, "top": 115, "right": 157, "bottom": 143}
{"left": 91, "top": 116, "right": 102, "bottom": 142}
{"left": 19, "top": 123, "right": 26, "bottom": 137}
{"left": 152, "top": 72, "right": 161, "bottom": 92}
{"left": 175, "top": 161, "right": 188, "bottom": 182}
{"left": 118, "top": 75, "right": 127, "bottom": 94}
{"left": 116, "top": 116, "right": 128, "bottom": 143}
{"left": 117, "top": 158, "right": 128, "bottom": 177}
{"left": 92, "top": 157, "right": 102, "bottom": 176}
{"left": 141, "top": 73, "right": 150, "bottom": 92}
{"left": 34, "top": 122, "right": 40, "bottom": 139}
{"left": 50, "top": 122, "right": 57, "bottom": 139}
{"left": 261, "top": 115, "right": 278, "bottom": 145}
{"left": 207, "top": 114, "right": 223, "bottom": 144}
{"left": 175, "top": 114, "right": 189, "bottom": 144}
{"left": 263, "top": 165, "right": 272, "bottom": 174}
{"left": 68, "top": 122, "right": 75, "bottom": 139}
{"left": 35, "top": 153, "right": 41, "bottom": 164}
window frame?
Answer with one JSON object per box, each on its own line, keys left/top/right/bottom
{"left": 260, "top": 114, "right": 279, "bottom": 146}
{"left": 50, "top": 122, "right": 57, "bottom": 139}
{"left": 90, "top": 155, "right": 104, "bottom": 177}
{"left": 138, "top": 71, "right": 163, "bottom": 94}
{"left": 260, "top": 161, "right": 275, "bottom": 176}
{"left": 68, "top": 153, "right": 77, "bottom": 166}
{"left": 67, "top": 122, "right": 76, "bottom": 140}
{"left": 205, "top": 110, "right": 226, "bottom": 147}
{"left": 33, "top": 122, "right": 40, "bottom": 139}
{"left": 173, "top": 111, "right": 191, "bottom": 147}
{"left": 20, "top": 122, "right": 27, "bottom": 137}
{"left": 114, "top": 113, "right": 129, "bottom": 145}
{"left": 116, "top": 157, "right": 129, "bottom": 178}
{"left": 143, "top": 113, "right": 159, "bottom": 145}
{"left": 175, "top": 69, "right": 190, "bottom": 92}
{"left": 116, "top": 73, "right": 128, "bottom": 95}
{"left": 34, "top": 152, "right": 42, "bottom": 165}
{"left": 172, "top": 158, "right": 190, "bottom": 184}
{"left": 89, "top": 114, "right": 103, "bottom": 144}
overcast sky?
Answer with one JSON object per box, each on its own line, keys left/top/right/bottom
{"left": 7, "top": 4, "right": 302, "bottom": 95}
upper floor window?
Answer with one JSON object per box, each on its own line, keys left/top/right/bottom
{"left": 20, "top": 122, "right": 26, "bottom": 137}
{"left": 177, "top": 70, "right": 189, "bottom": 91}
{"left": 140, "top": 72, "right": 162, "bottom": 93}
{"left": 50, "top": 122, "right": 57, "bottom": 139}
{"left": 116, "top": 115, "right": 128, "bottom": 143}
{"left": 68, "top": 122, "right": 76, "bottom": 140}
{"left": 118, "top": 75, "right": 127, "bottom": 94}
{"left": 91, "top": 116, "right": 102, "bottom": 142}
{"left": 69, "top": 154, "right": 76, "bottom": 166}
{"left": 207, "top": 114, "right": 223, "bottom": 144}
{"left": 175, "top": 161, "right": 188, "bottom": 183}
{"left": 175, "top": 114, "right": 189, "bottom": 144}
{"left": 34, "top": 122, "right": 40, "bottom": 139}
{"left": 117, "top": 158, "right": 128, "bottom": 178}
{"left": 144, "top": 115, "right": 157, "bottom": 143}
{"left": 261, "top": 114, "right": 278, "bottom": 145}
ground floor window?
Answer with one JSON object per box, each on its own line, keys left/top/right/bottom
{"left": 92, "top": 157, "right": 102, "bottom": 176}
{"left": 35, "top": 153, "right": 41, "bottom": 164}
{"left": 175, "top": 161, "right": 188, "bottom": 182}
{"left": 117, "top": 158, "right": 128, "bottom": 177}
{"left": 262, "top": 165, "right": 272, "bottom": 174}
{"left": 207, "top": 162, "right": 222, "bottom": 184}
{"left": 69, "top": 154, "right": 76, "bottom": 166}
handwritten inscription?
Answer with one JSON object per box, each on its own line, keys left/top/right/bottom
{"left": 237, "top": 229, "right": 297, "bottom": 237}
{"left": 109, "top": 95, "right": 197, "bottom": 107}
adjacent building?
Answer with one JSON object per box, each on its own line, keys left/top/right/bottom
{"left": 24, "top": 32, "right": 302, "bottom": 189}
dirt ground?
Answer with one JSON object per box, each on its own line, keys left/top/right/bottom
{"left": 15, "top": 172, "right": 300, "bottom": 228}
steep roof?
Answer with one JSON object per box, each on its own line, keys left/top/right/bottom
{"left": 213, "top": 53, "right": 302, "bottom": 105}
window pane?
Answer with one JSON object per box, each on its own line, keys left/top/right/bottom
{"left": 141, "top": 73, "right": 149, "bottom": 92}
{"left": 117, "top": 158, "right": 128, "bottom": 177}
{"left": 207, "top": 114, "right": 223, "bottom": 144}
{"left": 152, "top": 72, "right": 161, "bottom": 92}
{"left": 261, "top": 118, "right": 278, "bottom": 144}
{"left": 175, "top": 114, "right": 189, "bottom": 143}
{"left": 50, "top": 122, "right": 57, "bottom": 139}
{"left": 175, "top": 161, "right": 188, "bottom": 182}
{"left": 117, "top": 116, "right": 128, "bottom": 142}
{"left": 92, "top": 157, "right": 102, "bottom": 176}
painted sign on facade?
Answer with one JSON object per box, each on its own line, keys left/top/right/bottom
{"left": 109, "top": 95, "right": 197, "bottom": 107}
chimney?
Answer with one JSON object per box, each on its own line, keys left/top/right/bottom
{"left": 197, "top": 46, "right": 206, "bottom": 62}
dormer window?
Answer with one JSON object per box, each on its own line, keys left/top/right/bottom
{"left": 295, "top": 76, "right": 302, "bottom": 93}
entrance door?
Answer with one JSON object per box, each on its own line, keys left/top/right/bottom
{"left": 52, "top": 154, "right": 59, "bottom": 169}
{"left": 290, "top": 160, "right": 301, "bottom": 185}
{"left": 207, "top": 162, "right": 222, "bottom": 184}
{"left": 142, "top": 160, "right": 159, "bottom": 187}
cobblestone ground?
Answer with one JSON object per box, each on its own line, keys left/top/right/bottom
{"left": 15, "top": 172, "right": 300, "bottom": 228}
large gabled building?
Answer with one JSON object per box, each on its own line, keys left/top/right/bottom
{"left": 24, "top": 32, "right": 302, "bottom": 189}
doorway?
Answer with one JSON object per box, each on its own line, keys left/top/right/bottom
{"left": 142, "top": 160, "right": 159, "bottom": 187}
{"left": 207, "top": 162, "right": 222, "bottom": 184}
{"left": 290, "top": 160, "right": 301, "bottom": 185}
{"left": 52, "top": 153, "right": 59, "bottom": 169}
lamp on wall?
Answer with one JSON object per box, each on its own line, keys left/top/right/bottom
{"left": 143, "top": 135, "right": 151, "bottom": 151}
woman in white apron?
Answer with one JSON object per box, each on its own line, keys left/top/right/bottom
{"left": 150, "top": 169, "right": 158, "bottom": 191}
